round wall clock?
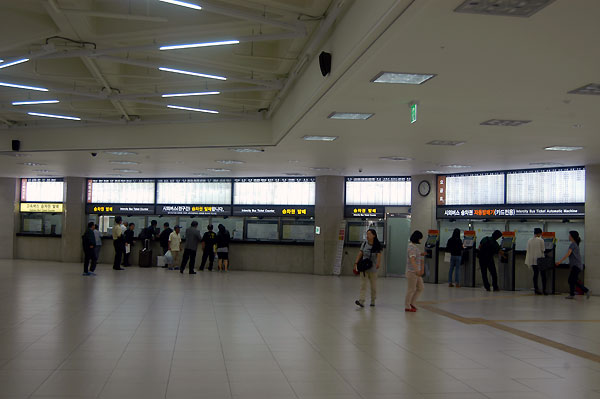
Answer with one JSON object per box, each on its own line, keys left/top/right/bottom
{"left": 418, "top": 180, "right": 431, "bottom": 197}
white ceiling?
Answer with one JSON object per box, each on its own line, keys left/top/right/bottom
{"left": 0, "top": 0, "right": 599, "bottom": 178}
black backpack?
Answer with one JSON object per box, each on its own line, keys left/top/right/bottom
{"left": 357, "top": 242, "right": 374, "bottom": 273}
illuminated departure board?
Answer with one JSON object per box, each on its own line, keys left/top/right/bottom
{"left": 507, "top": 168, "right": 585, "bottom": 204}
{"left": 233, "top": 178, "right": 315, "bottom": 205}
{"left": 87, "top": 179, "right": 155, "bottom": 204}
{"left": 345, "top": 177, "right": 411, "bottom": 206}
{"left": 21, "top": 178, "right": 64, "bottom": 202}
{"left": 442, "top": 173, "right": 504, "bottom": 205}
{"left": 157, "top": 179, "right": 231, "bottom": 204}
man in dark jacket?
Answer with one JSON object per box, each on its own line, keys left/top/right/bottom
{"left": 159, "top": 222, "right": 173, "bottom": 255}
{"left": 123, "top": 223, "right": 135, "bottom": 266}
{"left": 82, "top": 221, "right": 97, "bottom": 276}
{"left": 478, "top": 230, "right": 503, "bottom": 291}
{"left": 140, "top": 220, "right": 159, "bottom": 249}
{"left": 199, "top": 224, "right": 217, "bottom": 271}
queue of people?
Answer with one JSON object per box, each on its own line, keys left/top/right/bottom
{"left": 82, "top": 219, "right": 231, "bottom": 275}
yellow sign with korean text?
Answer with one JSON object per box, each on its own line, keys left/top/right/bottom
{"left": 20, "top": 203, "right": 64, "bottom": 213}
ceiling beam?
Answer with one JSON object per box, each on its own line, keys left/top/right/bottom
{"left": 57, "top": 9, "right": 169, "bottom": 23}
{"left": 81, "top": 57, "right": 132, "bottom": 121}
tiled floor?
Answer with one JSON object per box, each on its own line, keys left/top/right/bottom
{"left": 0, "top": 259, "right": 599, "bottom": 399}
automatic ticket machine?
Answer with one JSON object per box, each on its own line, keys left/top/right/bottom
{"left": 498, "top": 232, "right": 516, "bottom": 291}
{"left": 423, "top": 230, "right": 439, "bottom": 284}
{"left": 542, "top": 232, "right": 557, "bottom": 294}
{"left": 461, "top": 231, "right": 477, "bottom": 287}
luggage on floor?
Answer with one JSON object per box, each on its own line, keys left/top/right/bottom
{"left": 139, "top": 248, "right": 152, "bottom": 267}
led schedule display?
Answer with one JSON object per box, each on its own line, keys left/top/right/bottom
{"left": 507, "top": 168, "right": 585, "bottom": 204}
{"left": 440, "top": 173, "right": 504, "bottom": 205}
{"left": 345, "top": 177, "right": 411, "bottom": 206}
{"left": 21, "top": 178, "right": 64, "bottom": 202}
{"left": 87, "top": 179, "right": 155, "bottom": 204}
{"left": 234, "top": 178, "right": 315, "bottom": 205}
{"left": 157, "top": 178, "right": 231, "bottom": 204}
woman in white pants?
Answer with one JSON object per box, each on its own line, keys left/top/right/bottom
{"left": 405, "top": 230, "right": 425, "bottom": 312}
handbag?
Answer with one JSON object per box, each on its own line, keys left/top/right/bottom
{"left": 357, "top": 242, "right": 374, "bottom": 273}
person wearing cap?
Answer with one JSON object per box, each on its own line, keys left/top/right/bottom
{"left": 199, "top": 224, "right": 217, "bottom": 271}
{"left": 477, "top": 230, "right": 504, "bottom": 291}
{"left": 168, "top": 225, "right": 182, "bottom": 270}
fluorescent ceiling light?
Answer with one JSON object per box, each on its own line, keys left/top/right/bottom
{"left": 104, "top": 151, "right": 137, "bottom": 156}
{"left": 371, "top": 72, "right": 436, "bottom": 85}
{"left": 568, "top": 83, "right": 600, "bottom": 96}
{"left": 108, "top": 174, "right": 124, "bottom": 176}
{"left": 159, "top": 67, "right": 226, "bottom": 81}
{"left": 328, "top": 112, "right": 373, "bottom": 120}
{"left": 12, "top": 100, "right": 59, "bottom": 106}
{"left": 167, "top": 104, "right": 219, "bottom": 114}
{"left": 216, "top": 160, "right": 244, "bottom": 165}
{"left": 207, "top": 168, "right": 230, "bottom": 172}
{"left": 192, "top": 172, "right": 208, "bottom": 176}
{"left": 28, "top": 112, "right": 81, "bottom": 121}
{"left": 481, "top": 119, "right": 531, "bottom": 126}
{"left": 113, "top": 169, "right": 141, "bottom": 173}
{"left": 33, "top": 169, "right": 53, "bottom": 173}
{"left": 441, "top": 164, "right": 471, "bottom": 169}
{"left": 230, "top": 148, "right": 264, "bottom": 153}
{"left": 380, "top": 156, "right": 413, "bottom": 161}
{"left": 19, "top": 162, "right": 46, "bottom": 166}
{"left": 422, "top": 170, "right": 442, "bottom": 174}
{"left": 0, "top": 58, "right": 29, "bottom": 69}
{"left": 544, "top": 146, "right": 583, "bottom": 151}
{"left": 283, "top": 173, "right": 306, "bottom": 176}
{"left": 529, "top": 162, "right": 564, "bottom": 166}
{"left": 110, "top": 161, "right": 140, "bottom": 165}
{"left": 159, "top": 0, "right": 202, "bottom": 10}
{"left": 0, "top": 82, "right": 48, "bottom": 92}
{"left": 160, "top": 40, "right": 239, "bottom": 51}
{"left": 310, "top": 167, "right": 332, "bottom": 171}
{"left": 161, "top": 91, "right": 220, "bottom": 97}
{"left": 427, "top": 140, "right": 465, "bottom": 146}
{"left": 303, "top": 135, "right": 338, "bottom": 141}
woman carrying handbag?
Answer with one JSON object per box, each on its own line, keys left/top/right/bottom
{"left": 353, "top": 228, "right": 382, "bottom": 308}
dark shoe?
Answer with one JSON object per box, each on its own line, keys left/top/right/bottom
{"left": 535, "top": 290, "right": 543, "bottom": 295}
{"left": 410, "top": 305, "right": 417, "bottom": 311}
{"left": 565, "top": 296, "right": 575, "bottom": 299}
{"left": 208, "top": 268, "right": 213, "bottom": 271}
{"left": 199, "top": 268, "right": 204, "bottom": 271}
{"left": 355, "top": 300, "right": 364, "bottom": 308}
{"left": 113, "top": 267, "right": 124, "bottom": 270}
{"left": 82, "top": 272, "right": 90, "bottom": 276}
{"left": 485, "top": 288, "right": 491, "bottom": 292}
{"left": 493, "top": 287, "right": 500, "bottom": 292}
{"left": 89, "top": 272, "right": 97, "bottom": 276}
{"left": 370, "top": 303, "right": 375, "bottom": 307}
{"left": 180, "top": 270, "right": 184, "bottom": 274}
{"left": 189, "top": 271, "right": 197, "bottom": 275}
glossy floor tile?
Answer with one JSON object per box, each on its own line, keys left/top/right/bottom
{"left": 0, "top": 259, "right": 598, "bottom": 399}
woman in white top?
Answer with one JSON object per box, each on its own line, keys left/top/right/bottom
{"left": 525, "top": 228, "right": 546, "bottom": 295}
{"left": 405, "top": 230, "right": 424, "bottom": 312}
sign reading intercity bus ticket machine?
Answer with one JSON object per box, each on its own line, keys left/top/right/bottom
{"left": 156, "top": 205, "right": 231, "bottom": 216}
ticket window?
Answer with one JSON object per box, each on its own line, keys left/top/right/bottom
{"left": 98, "top": 215, "right": 145, "bottom": 237}
{"left": 20, "top": 213, "right": 63, "bottom": 235}
{"left": 211, "top": 217, "right": 244, "bottom": 240}
{"left": 178, "top": 217, "right": 209, "bottom": 239}
{"left": 156, "top": 217, "right": 178, "bottom": 234}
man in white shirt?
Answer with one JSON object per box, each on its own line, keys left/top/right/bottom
{"left": 168, "top": 225, "right": 182, "bottom": 270}
{"left": 525, "top": 228, "right": 546, "bottom": 295}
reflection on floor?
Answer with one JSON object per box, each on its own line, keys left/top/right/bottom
{"left": 0, "top": 259, "right": 598, "bottom": 399}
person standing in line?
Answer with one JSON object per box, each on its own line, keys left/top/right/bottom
{"left": 199, "top": 224, "right": 217, "bottom": 271}
{"left": 93, "top": 223, "right": 102, "bottom": 262}
{"left": 180, "top": 221, "right": 202, "bottom": 274}
{"left": 216, "top": 224, "right": 231, "bottom": 272}
{"left": 82, "top": 222, "right": 97, "bottom": 276}
{"left": 478, "top": 230, "right": 503, "bottom": 292}
{"left": 168, "top": 225, "right": 182, "bottom": 270}
{"left": 353, "top": 228, "right": 382, "bottom": 308}
{"left": 112, "top": 216, "right": 125, "bottom": 271}
{"left": 525, "top": 228, "right": 547, "bottom": 295}
{"left": 556, "top": 230, "right": 591, "bottom": 299}
{"left": 141, "top": 220, "right": 159, "bottom": 249}
{"left": 123, "top": 222, "right": 135, "bottom": 267}
{"left": 159, "top": 222, "right": 173, "bottom": 256}
{"left": 446, "top": 228, "right": 463, "bottom": 288}
{"left": 405, "top": 230, "right": 425, "bottom": 312}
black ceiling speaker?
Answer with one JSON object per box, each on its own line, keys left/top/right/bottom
{"left": 11, "top": 140, "right": 20, "bottom": 151}
{"left": 319, "top": 51, "right": 332, "bottom": 76}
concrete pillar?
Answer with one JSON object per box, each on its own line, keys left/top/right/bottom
{"left": 0, "top": 178, "right": 18, "bottom": 259}
{"left": 61, "top": 177, "right": 86, "bottom": 262}
{"left": 410, "top": 174, "right": 437, "bottom": 235}
{"left": 314, "top": 175, "right": 344, "bottom": 275}
{"left": 584, "top": 165, "right": 599, "bottom": 292}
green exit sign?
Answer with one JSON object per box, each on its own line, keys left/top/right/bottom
{"left": 410, "top": 103, "right": 417, "bottom": 124}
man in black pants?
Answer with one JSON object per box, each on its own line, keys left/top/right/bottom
{"left": 180, "top": 221, "right": 202, "bottom": 274}
{"left": 159, "top": 222, "right": 173, "bottom": 259}
{"left": 199, "top": 224, "right": 217, "bottom": 271}
{"left": 123, "top": 222, "right": 135, "bottom": 267}
{"left": 478, "top": 230, "right": 503, "bottom": 291}
{"left": 82, "top": 222, "right": 97, "bottom": 276}
{"left": 112, "top": 216, "right": 125, "bottom": 270}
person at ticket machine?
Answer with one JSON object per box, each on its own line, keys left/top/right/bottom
{"left": 525, "top": 228, "right": 547, "bottom": 295}
{"left": 478, "top": 230, "right": 504, "bottom": 292}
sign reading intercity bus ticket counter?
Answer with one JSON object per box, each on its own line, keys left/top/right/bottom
{"left": 156, "top": 205, "right": 231, "bottom": 216}
{"left": 85, "top": 204, "right": 156, "bottom": 215}
{"left": 437, "top": 204, "right": 584, "bottom": 219}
